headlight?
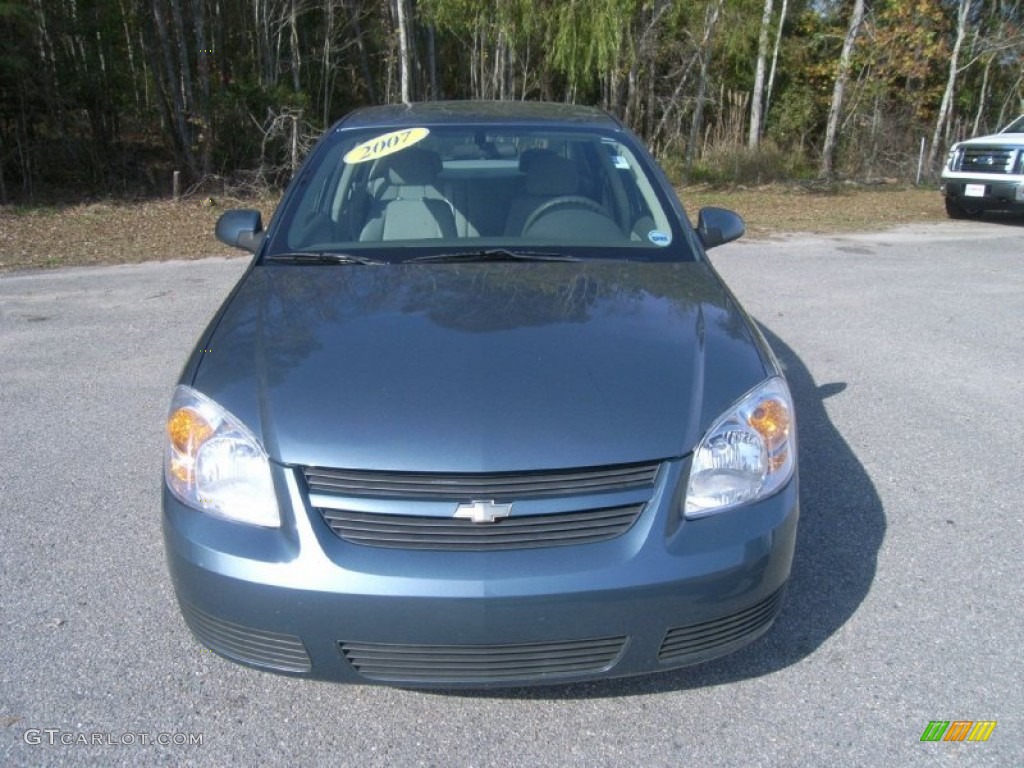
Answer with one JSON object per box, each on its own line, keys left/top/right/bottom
{"left": 945, "top": 145, "right": 962, "bottom": 171}
{"left": 684, "top": 377, "right": 795, "bottom": 518}
{"left": 164, "top": 385, "right": 280, "bottom": 527}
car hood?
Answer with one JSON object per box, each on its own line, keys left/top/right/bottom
{"left": 956, "top": 131, "right": 1024, "bottom": 148}
{"left": 191, "top": 262, "right": 770, "bottom": 471}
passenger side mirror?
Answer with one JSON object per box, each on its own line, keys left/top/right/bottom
{"left": 216, "top": 209, "right": 265, "bottom": 253}
{"left": 696, "top": 207, "right": 745, "bottom": 250}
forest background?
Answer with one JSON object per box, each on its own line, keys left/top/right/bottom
{"left": 0, "top": 0, "right": 1022, "bottom": 203}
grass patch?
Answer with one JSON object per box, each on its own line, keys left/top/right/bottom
{"left": 679, "top": 183, "right": 946, "bottom": 239}
{"left": 0, "top": 195, "right": 278, "bottom": 273}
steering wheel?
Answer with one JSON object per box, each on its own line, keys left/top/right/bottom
{"left": 522, "top": 196, "right": 610, "bottom": 234}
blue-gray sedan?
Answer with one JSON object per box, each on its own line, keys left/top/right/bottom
{"left": 163, "top": 101, "right": 798, "bottom": 687}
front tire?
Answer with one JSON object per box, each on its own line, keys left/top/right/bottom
{"left": 945, "top": 197, "right": 983, "bottom": 220}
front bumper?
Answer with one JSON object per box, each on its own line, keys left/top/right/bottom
{"left": 941, "top": 175, "right": 1024, "bottom": 211}
{"left": 163, "top": 460, "right": 799, "bottom": 687}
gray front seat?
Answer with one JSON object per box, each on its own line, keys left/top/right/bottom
{"left": 504, "top": 149, "right": 580, "bottom": 236}
{"left": 360, "top": 148, "right": 457, "bottom": 241}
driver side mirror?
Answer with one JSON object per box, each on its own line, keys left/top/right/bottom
{"left": 216, "top": 209, "right": 265, "bottom": 253}
{"left": 696, "top": 207, "right": 745, "bottom": 250}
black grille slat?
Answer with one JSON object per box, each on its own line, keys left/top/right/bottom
{"left": 658, "top": 589, "right": 784, "bottom": 662}
{"left": 342, "top": 528, "right": 630, "bottom": 548}
{"left": 664, "top": 596, "right": 780, "bottom": 643}
{"left": 342, "top": 639, "right": 625, "bottom": 657}
{"left": 308, "top": 473, "right": 655, "bottom": 496}
{"left": 341, "top": 636, "right": 626, "bottom": 683}
{"left": 350, "top": 665, "right": 606, "bottom": 682}
{"left": 303, "top": 462, "right": 659, "bottom": 499}
{"left": 336, "top": 529, "right": 632, "bottom": 548}
{"left": 330, "top": 505, "right": 636, "bottom": 531}
{"left": 319, "top": 505, "right": 643, "bottom": 550}
{"left": 660, "top": 612, "right": 774, "bottom": 656}
{"left": 353, "top": 653, "right": 616, "bottom": 671}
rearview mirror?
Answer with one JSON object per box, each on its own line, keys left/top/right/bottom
{"left": 216, "top": 209, "right": 265, "bottom": 253}
{"left": 696, "top": 207, "right": 745, "bottom": 250}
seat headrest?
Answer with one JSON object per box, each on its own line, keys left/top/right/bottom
{"left": 522, "top": 151, "right": 578, "bottom": 196}
{"left": 518, "top": 148, "right": 555, "bottom": 173}
{"left": 381, "top": 148, "right": 443, "bottom": 185}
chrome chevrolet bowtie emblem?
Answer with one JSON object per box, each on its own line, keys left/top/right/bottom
{"left": 453, "top": 500, "right": 512, "bottom": 524}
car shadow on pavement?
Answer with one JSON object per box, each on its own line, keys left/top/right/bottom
{"left": 429, "top": 322, "right": 886, "bottom": 700}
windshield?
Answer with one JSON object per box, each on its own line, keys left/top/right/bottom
{"left": 266, "top": 124, "right": 690, "bottom": 262}
{"left": 1001, "top": 115, "right": 1024, "bottom": 134}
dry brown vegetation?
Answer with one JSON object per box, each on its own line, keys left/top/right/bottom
{"left": 0, "top": 186, "right": 949, "bottom": 274}
{"left": 683, "top": 184, "right": 948, "bottom": 238}
{"left": 0, "top": 196, "right": 279, "bottom": 273}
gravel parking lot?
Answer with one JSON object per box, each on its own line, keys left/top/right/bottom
{"left": 1, "top": 220, "right": 1022, "bottom": 767}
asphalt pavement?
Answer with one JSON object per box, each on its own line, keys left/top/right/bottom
{"left": 1, "top": 219, "right": 1022, "bottom": 767}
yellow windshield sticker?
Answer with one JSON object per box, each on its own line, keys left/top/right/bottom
{"left": 343, "top": 127, "right": 431, "bottom": 164}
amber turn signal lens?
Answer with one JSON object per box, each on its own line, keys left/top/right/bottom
{"left": 167, "top": 407, "right": 214, "bottom": 454}
{"left": 768, "top": 448, "right": 789, "bottom": 473}
{"left": 169, "top": 454, "right": 193, "bottom": 484}
{"left": 748, "top": 399, "right": 790, "bottom": 442}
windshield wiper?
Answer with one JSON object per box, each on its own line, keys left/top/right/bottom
{"left": 265, "top": 251, "right": 386, "bottom": 266}
{"left": 406, "top": 248, "right": 580, "bottom": 264}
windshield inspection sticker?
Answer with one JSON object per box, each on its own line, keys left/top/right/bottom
{"left": 648, "top": 230, "right": 671, "bottom": 247}
{"left": 343, "top": 127, "right": 430, "bottom": 164}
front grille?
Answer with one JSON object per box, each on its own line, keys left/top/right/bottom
{"left": 320, "top": 504, "right": 644, "bottom": 550}
{"left": 304, "top": 460, "right": 660, "bottom": 551}
{"left": 957, "top": 147, "right": 1018, "bottom": 175}
{"left": 658, "top": 588, "right": 785, "bottom": 663}
{"left": 340, "top": 635, "right": 627, "bottom": 684}
{"left": 303, "top": 461, "right": 660, "bottom": 499}
{"left": 181, "top": 602, "right": 311, "bottom": 673}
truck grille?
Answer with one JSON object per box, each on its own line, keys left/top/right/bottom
{"left": 955, "top": 146, "right": 1019, "bottom": 175}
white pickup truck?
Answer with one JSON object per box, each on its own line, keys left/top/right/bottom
{"left": 941, "top": 115, "right": 1024, "bottom": 219}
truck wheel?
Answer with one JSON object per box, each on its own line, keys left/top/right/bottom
{"left": 945, "top": 198, "right": 983, "bottom": 220}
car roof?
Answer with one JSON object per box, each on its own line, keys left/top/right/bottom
{"left": 335, "top": 100, "right": 623, "bottom": 131}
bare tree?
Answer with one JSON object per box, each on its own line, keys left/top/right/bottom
{"left": 395, "top": 0, "right": 411, "bottom": 103}
{"left": 748, "top": 0, "right": 773, "bottom": 149}
{"left": 427, "top": 23, "right": 439, "bottom": 99}
{"left": 972, "top": 55, "right": 992, "bottom": 135}
{"left": 821, "top": 0, "right": 866, "bottom": 180}
{"left": 193, "top": 0, "right": 212, "bottom": 176}
{"left": 686, "top": 0, "right": 724, "bottom": 171}
{"left": 321, "top": 0, "right": 335, "bottom": 125}
{"left": 764, "top": 0, "right": 788, "bottom": 126}
{"left": 289, "top": 0, "right": 301, "bottom": 92}
{"left": 148, "top": 0, "right": 197, "bottom": 175}
{"left": 928, "top": 0, "right": 974, "bottom": 170}
{"left": 342, "top": 0, "right": 376, "bottom": 103}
